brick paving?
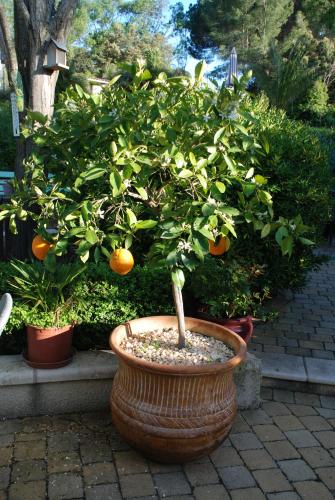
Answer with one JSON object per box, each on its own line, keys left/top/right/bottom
{"left": 0, "top": 389, "right": 335, "bottom": 499}
{"left": 250, "top": 246, "right": 335, "bottom": 359}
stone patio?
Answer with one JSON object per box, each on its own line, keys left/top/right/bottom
{"left": 1, "top": 388, "right": 335, "bottom": 499}
{"left": 250, "top": 246, "right": 335, "bottom": 360}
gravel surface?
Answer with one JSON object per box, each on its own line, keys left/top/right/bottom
{"left": 120, "top": 327, "right": 235, "bottom": 365}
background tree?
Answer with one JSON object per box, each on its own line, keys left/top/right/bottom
{"left": 0, "top": 0, "right": 79, "bottom": 177}
{"left": 67, "top": 0, "right": 173, "bottom": 79}
{"left": 174, "top": 0, "right": 335, "bottom": 112}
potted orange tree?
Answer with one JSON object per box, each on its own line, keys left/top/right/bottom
{"left": 0, "top": 62, "right": 313, "bottom": 460}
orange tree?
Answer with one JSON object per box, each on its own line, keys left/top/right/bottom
{"left": 0, "top": 62, "right": 313, "bottom": 348}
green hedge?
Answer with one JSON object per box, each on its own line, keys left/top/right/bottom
{"left": 0, "top": 263, "right": 174, "bottom": 355}
{"left": 0, "top": 101, "right": 16, "bottom": 171}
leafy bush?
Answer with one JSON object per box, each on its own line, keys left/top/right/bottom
{"left": 302, "top": 79, "right": 329, "bottom": 120}
{"left": 249, "top": 96, "right": 333, "bottom": 238}
{"left": 7, "top": 260, "right": 86, "bottom": 328}
{"left": 0, "top": 101, "right": 16, "bottom": 171}
{"left": 233, "top": 96, "right": 334, "bottom": 294}
{"left": 185, "top": 256, "right": 271, "bottom": 319}
{"left": 0, "top": 263, "right": 174, "bottom": 354}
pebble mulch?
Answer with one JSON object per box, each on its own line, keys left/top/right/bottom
{"left": 120, "top": 327, "right": 235, "bottom": 366}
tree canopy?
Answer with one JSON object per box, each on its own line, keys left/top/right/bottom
{"left": 174, "top": 0, "right": 335, "bottom": 111}
{"left": 67, "top": 0, "right": 173, "bottom": 79}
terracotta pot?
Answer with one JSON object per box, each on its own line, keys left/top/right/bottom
{"left": 110, "top": 316, "right": 246, "bottom": 463}
{"left": 197, "top": 312, "right": 254, "bottom": 343}
{"left": 25, "top": 324, "right": 74, "bottom": 369}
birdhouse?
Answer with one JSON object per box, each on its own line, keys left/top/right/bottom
{"left": 43, "top": 39, "right": 69, "bottom": 71}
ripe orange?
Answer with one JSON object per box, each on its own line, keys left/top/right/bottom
{"left": 209, "top": 236, "right": 230, "bottom": 256}
{"left": 32, "top": 235, "right": 53, "bottom": 261}
{"left": 109, "top": 248, "right": 134, "bottom": 275}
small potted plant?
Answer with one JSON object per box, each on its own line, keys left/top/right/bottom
{"left": 187, "top": 257, "right": 270, "bottom": 342}
{"left": 1, "top": 62, "right": 312, "bottom": 460}
{"left": 8, "top": 258, "right": 85, "bottom": 368}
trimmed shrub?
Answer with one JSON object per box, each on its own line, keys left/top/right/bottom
{"left": 0, "top": 263, "right": 174, "bottom": 354}
{"left": 0, "top": 101, "right": 16, "bottom": 171}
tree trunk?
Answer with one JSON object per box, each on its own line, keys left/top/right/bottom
{"left": 172, "top": 281, "right": 186, "bottom": 349}
{"left": 10, "top": 0, "right": 79, "bottom": 175}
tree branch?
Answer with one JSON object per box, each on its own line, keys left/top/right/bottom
{"left": 52, "top": 0, "right": 79, "bottom": 40}
{"left": 0, "top": 5, "right": 18, "bottom": 91}
{"left": 14, "top": 0, "right": 30, "bottom": 26}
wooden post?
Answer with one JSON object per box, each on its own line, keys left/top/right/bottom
{"left": 172, "top": 281, "right": 186, "bottom": 349}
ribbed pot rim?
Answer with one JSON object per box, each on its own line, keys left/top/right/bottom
{"left": 110, "top": 315, "right": 247, "bottom": 375}
{"left": 26, "top": 324, "right": 73, "bottom": 333}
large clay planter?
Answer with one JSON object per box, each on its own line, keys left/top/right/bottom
{"left": 110, "top": 316, "right": 246, "bottom": 463}
{"left": 24, "top": 324, "right": 74, "bottom": 369}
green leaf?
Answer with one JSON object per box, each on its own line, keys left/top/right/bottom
{"left": 245, "top": 167, "right": 254, "bottom": 179}
{"left": 171, "top": 268, "right": 185, "bottom": 289}
{"left": 179, "top": 169, "right": 193, "bottom": 178}
{"left": 85, "top": 228, "right": 99, "bottom": 245}
{"left": 202, "top": 203, "right": 215, "bottom": 216}
{"left": 101, "top": 246, "right": 111, "bottom": 259}
{"left": 197, "top": 174, "right": 207, "bottom": 190}
{"left": 263, "top": 138, "right": 270, "bottom": 154}
{"left": 275, "top": 226, "right": 289, "bottom": 246}
{"left": 135, "top": 186, "right": 148, "bottom": 200}
{"left": 299, "top": 237, "right": 314, "bottom": 246}
{"left": 75, "top": 84, "right": 84, "bottom": 98}
{"left": 281, "top": 235, "right": 293, "bottom": 257}
{"left": 80, "top": 250, "right": 90, "bottom": 263}
{"left": 94, "top": 246, "right": 100, "bottom": 263}
{"left": 175, "top": 152, "right": 184, "bottom": 168}
{"left": 181, "top": 253, "right": 198, "bottom": 272}
{"left": 255, "top": 174, "right": 267, "bottom": 185}
{"left": 109, "top": 74, "right": 121, "bottom": 86}
{"left": 135, "top": 220, "right": 158, "bottom": 230}
{"left": 259, "top": 190, "right": 272, "bottom": 205}
{"left": 109, "top": 170, "right": 122, "bottom": 197}
{"left": 140, "top": 69, "right": 152, "bottom": 81}
{"left": 224, "top": 221, "right": 237, "bottom": 237}
{"left": 223, "top": 154, "right": 235, "bottom": 172}
{"left": 215, "top": 181, "right": 226, "bottom": 193}
{"left": 214, "top": 127, "right": 225, "bottom": 145}
{"left": 166, "top": 250, "right": 178, "bottom": 266}
{"left": 29, "top": 111, "right": 47, "bottom": 125}
{"left": 44, "top": 253, "right": 56, "bottom": 272}
{"left": 9, "top": 215, "right": 17, "bottom": 234}
{"left": 82, "top": 166, "right": 105, "bottom": 181}
{"left": 198, "top": 226, "right": 213, "bottom": 240}
{"left": 261, "top": 223, "right": 271, "bottom": 238}
{"left": 189, "top": 152, "right": 197, "bottom": 166}
{"left": 195, "top": 60, "right": 206, "bottom": 81}
{"left": 110, "top": 141, "right": 118, "bottom": 156}
{"left": 126, "top": 208, "right": 137, "bottom": 227}
{"left": 125, "top": 234, "right": 133, "bottom": 249}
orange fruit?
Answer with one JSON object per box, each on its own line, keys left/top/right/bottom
{"left": 109, "top": 248, "right": 134, "bottom": 275}
{"left": 32, "top": 235, "right": 53, "bottom": 261}
{"left": 209, "top": 236, "right": 230, "bottom": 256}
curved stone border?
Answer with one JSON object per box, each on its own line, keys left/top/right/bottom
{"left": 254, "top": 351, "right": 335, "bottom": 386}
{"left": 0, "top": 351, "right": 261, "bottom": 418}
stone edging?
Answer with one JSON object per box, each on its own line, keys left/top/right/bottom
{"left": 0, "top": 351, "right": 261, "bottom": 418}
{"left": 254, "top": 351, "right": 335, "bottom": 385}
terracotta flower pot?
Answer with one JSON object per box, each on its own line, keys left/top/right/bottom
{"left": 24, "top": 324, "right": 74, "bottom": 369}
{"left": 110, "top": 316, "right": 246, "bottom": 463}
{"left": 197, "top": 312, "right": 254, "bottom": 343}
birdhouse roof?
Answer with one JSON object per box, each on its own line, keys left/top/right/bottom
{"left": 49, "top": 38, "right": 67, "bottom": 52}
